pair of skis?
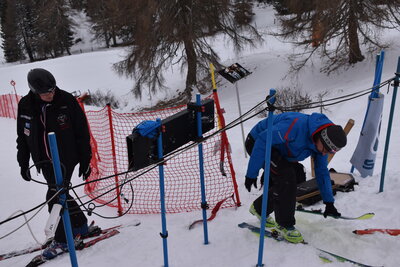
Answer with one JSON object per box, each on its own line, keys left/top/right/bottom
{"left": 0, "top": 221, "right": 140, "bottom": 265}
{"left": 239, "top": 206, "right": 383, "bottom": 267}
{"left": 0, "top": 224, "right": 121, "bottom": 262}
{"left": 26, "top": 229, "right": 120, "bottom": 267}
{"left": 238, "top": 222, "right": 382, "bottom": 267}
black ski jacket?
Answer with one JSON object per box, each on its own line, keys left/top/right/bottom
{"left": 16, "top": 88, "right": 91, "bottom": 172}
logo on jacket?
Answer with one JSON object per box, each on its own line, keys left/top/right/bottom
{"left": 24, "top": 122, "right": 31, "bottom": 136}
{"left": 57, "top": 113, "right": 70, "bottom": 130}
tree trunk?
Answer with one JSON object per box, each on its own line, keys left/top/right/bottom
{"left": 311, "top": 15, "right": 323, "bottom": 48}
{"left": 348, "top": 1, "right": 364, "bottom": 64}
{"left": 184, "top": 38, "right": 197, "bottom": 100}
{"left": 104, "top": 28, "right": 110, "bottom": 48}
{"left": 111, "top": 25, "right": 117, "bottom": 46}
{"left": 20, "top": 27, "right": 35, "bottom": 62}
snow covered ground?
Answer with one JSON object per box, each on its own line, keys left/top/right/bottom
{"left": 1, "top": 5, "right": 400, "bottom": 267}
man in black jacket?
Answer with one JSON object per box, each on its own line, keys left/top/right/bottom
{"left": 16, "top": 68, "right": 93, "bottom": 258}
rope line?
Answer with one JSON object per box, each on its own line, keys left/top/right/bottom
{"left": 2, "top": 76, "right": 395, "bottom": 235}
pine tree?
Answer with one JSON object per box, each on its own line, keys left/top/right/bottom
{"left": 85, "top": 0, "right": 131, "bottom": 48}
{"left": 34, "top": 0, "right": 75, "bottom": 59}
{"left": 0, "top": 0, "right": 26, "bottom": 62}
{"left": 273, "top": 0, "right": 400, "bottom": 73}
{"left": 113, "top": 0, "right": 261, "bottom": 101}
{"left": 1, "top": 0, "right": 76, "bottom": 62}
{"left": 16, "top": 0, "right": 40, "bottom": 62}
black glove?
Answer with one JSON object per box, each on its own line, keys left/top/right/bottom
{"left": 20, "top": 167, "right": 31, "bottom": 181}
{"left": 79, "top": 162, "right": 91, "bottom": 180}
{"left": 245, "top": 177, "right": 257, "bottom": 192}
{"left": 323, "top": 202, "right": 341, "bottom": 218}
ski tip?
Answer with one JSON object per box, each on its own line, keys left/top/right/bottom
{"left": 130, "top": 219, "right": 141, "bottom": 226}
{"left": 26, "top": 255, "right": 45, "bottom": 267}
{"left": 238, "top": 222, "right": 247, "bottom": 228}
{"left": 358, "top": 213, "right": 375, "bottom": 220}
{"left": 188, "top": 219, "right": 203, "bottom": 230}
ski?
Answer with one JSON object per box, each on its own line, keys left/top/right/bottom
{"left": 0, "top": 221, "right": 140, "bottom": 262}
{"left": 0, "top": 226, "right": 109, "bottom": 261}
{"left": 25, "top": 229, "right": 120, "bottom": 267}
{"left": 0, "top": 241, "right": 50, "bottom": 262}
{"left": 353, "top": 228, "right": 400, "bottom": 236}
{"left": 238, "top": 222, "right": 382, "bottom": 267}
{"left": 296, "top": 205, "right": 374, "bottom": 220}
{"left": 238, "top": 222, "right": 289, "bottom": 242}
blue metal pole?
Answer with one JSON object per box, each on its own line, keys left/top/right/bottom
{"left": 47, "top": 132, "right": 78, "bottom": 267}
{"left": 361, "top": 52, "right": 384, "bottom": 132}
{"left": 196, "top": 94, "right": 209, "bottom": 245}
{"left": 351, "top": 51, "right": 385, "bottom": 173}
{"left": 371, "top": 51, "right": 385, "bottom": 98}
{"left": 256, "top": 89, "right": 276, "bottom": 267}
{"left": 379, "top": 57, "right": 400, "bottom": 192}
{"left": 156, "top": 118, "right": 169, "bottom": 267}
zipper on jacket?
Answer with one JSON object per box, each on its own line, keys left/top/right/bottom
{"left": 40, "top": 104, "right": 52, "bottom": 160}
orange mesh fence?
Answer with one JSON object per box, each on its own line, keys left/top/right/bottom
{"left": 83, "top": 98, "right": 240, "bottom": 215}
{"left": 0, "top": 94, "right": 21, "bottom": 119}
{"left": 0, "top": 92, "right": 239, "bottom": 215}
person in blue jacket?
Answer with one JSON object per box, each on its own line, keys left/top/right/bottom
{"left": 244, "top": 112, "right": 347, "bottom": 243}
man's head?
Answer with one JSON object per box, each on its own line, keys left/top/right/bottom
{"left": 315, "top": 125, "right": 347, "bottom": 155}
{"left": 27, "top": 68, "right": 56, "bottom": 102}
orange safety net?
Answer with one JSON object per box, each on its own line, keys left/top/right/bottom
{"left": 0, "top": 94, "right": 20, "bottom": 119}
{"left": 83, "top": 97, "right": 240, "bottom": 214}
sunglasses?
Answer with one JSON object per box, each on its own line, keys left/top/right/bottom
{"left": 39, "top": 88, "right": 55, "bottom": 95}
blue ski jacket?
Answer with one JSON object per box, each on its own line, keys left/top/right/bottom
{"left": 246, "top": 112, "right": 335, "bottom": 203}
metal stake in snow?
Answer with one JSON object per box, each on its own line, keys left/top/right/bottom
{"left": 195, "top": 94, "right": 209, "bottom": 244}
{"left": 156, "top": 118, "right": 169, "bottom": 267}
{"left": 256, "top": 89, "right": 276, "bottom": 267}
{"left": 217, "top": 63, "right": 252, "bottom": 158}
{"left": 48, "top": 132, "right": 79, "bottom": 267}
{"left": 380, "top": 56, "right": 400, "bottom": 192}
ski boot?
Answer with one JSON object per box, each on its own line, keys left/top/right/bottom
{"left": 275, "top": 225, "right": 304, "bottom": 244}
{"left": 78, "top": 221, "right": 102, "bottom": 239}
{"left": 249, "top": 204, "right": 276, "bottom": 228}
{"left": 41, "top": 240, "right": 68, "bottom": 260}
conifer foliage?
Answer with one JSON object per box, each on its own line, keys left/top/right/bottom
{"left": 270, "top": 0, "right": 400, "bottom": 73}
{"left": 113, "top": 0, "right": 261, "bottom": 100}
{"left": 0, "top": 0, "right": 75, "bottom": 62}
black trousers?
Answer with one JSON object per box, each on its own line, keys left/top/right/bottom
{"left": 42, "top": 164, "right": 88, "bottom": 243}
{"left": 245, "top": 134, "right": 301, "bottom": 228}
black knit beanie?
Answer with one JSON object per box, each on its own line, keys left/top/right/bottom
{"left": 320, "top": 125, "right": 347, "bottom": 153}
